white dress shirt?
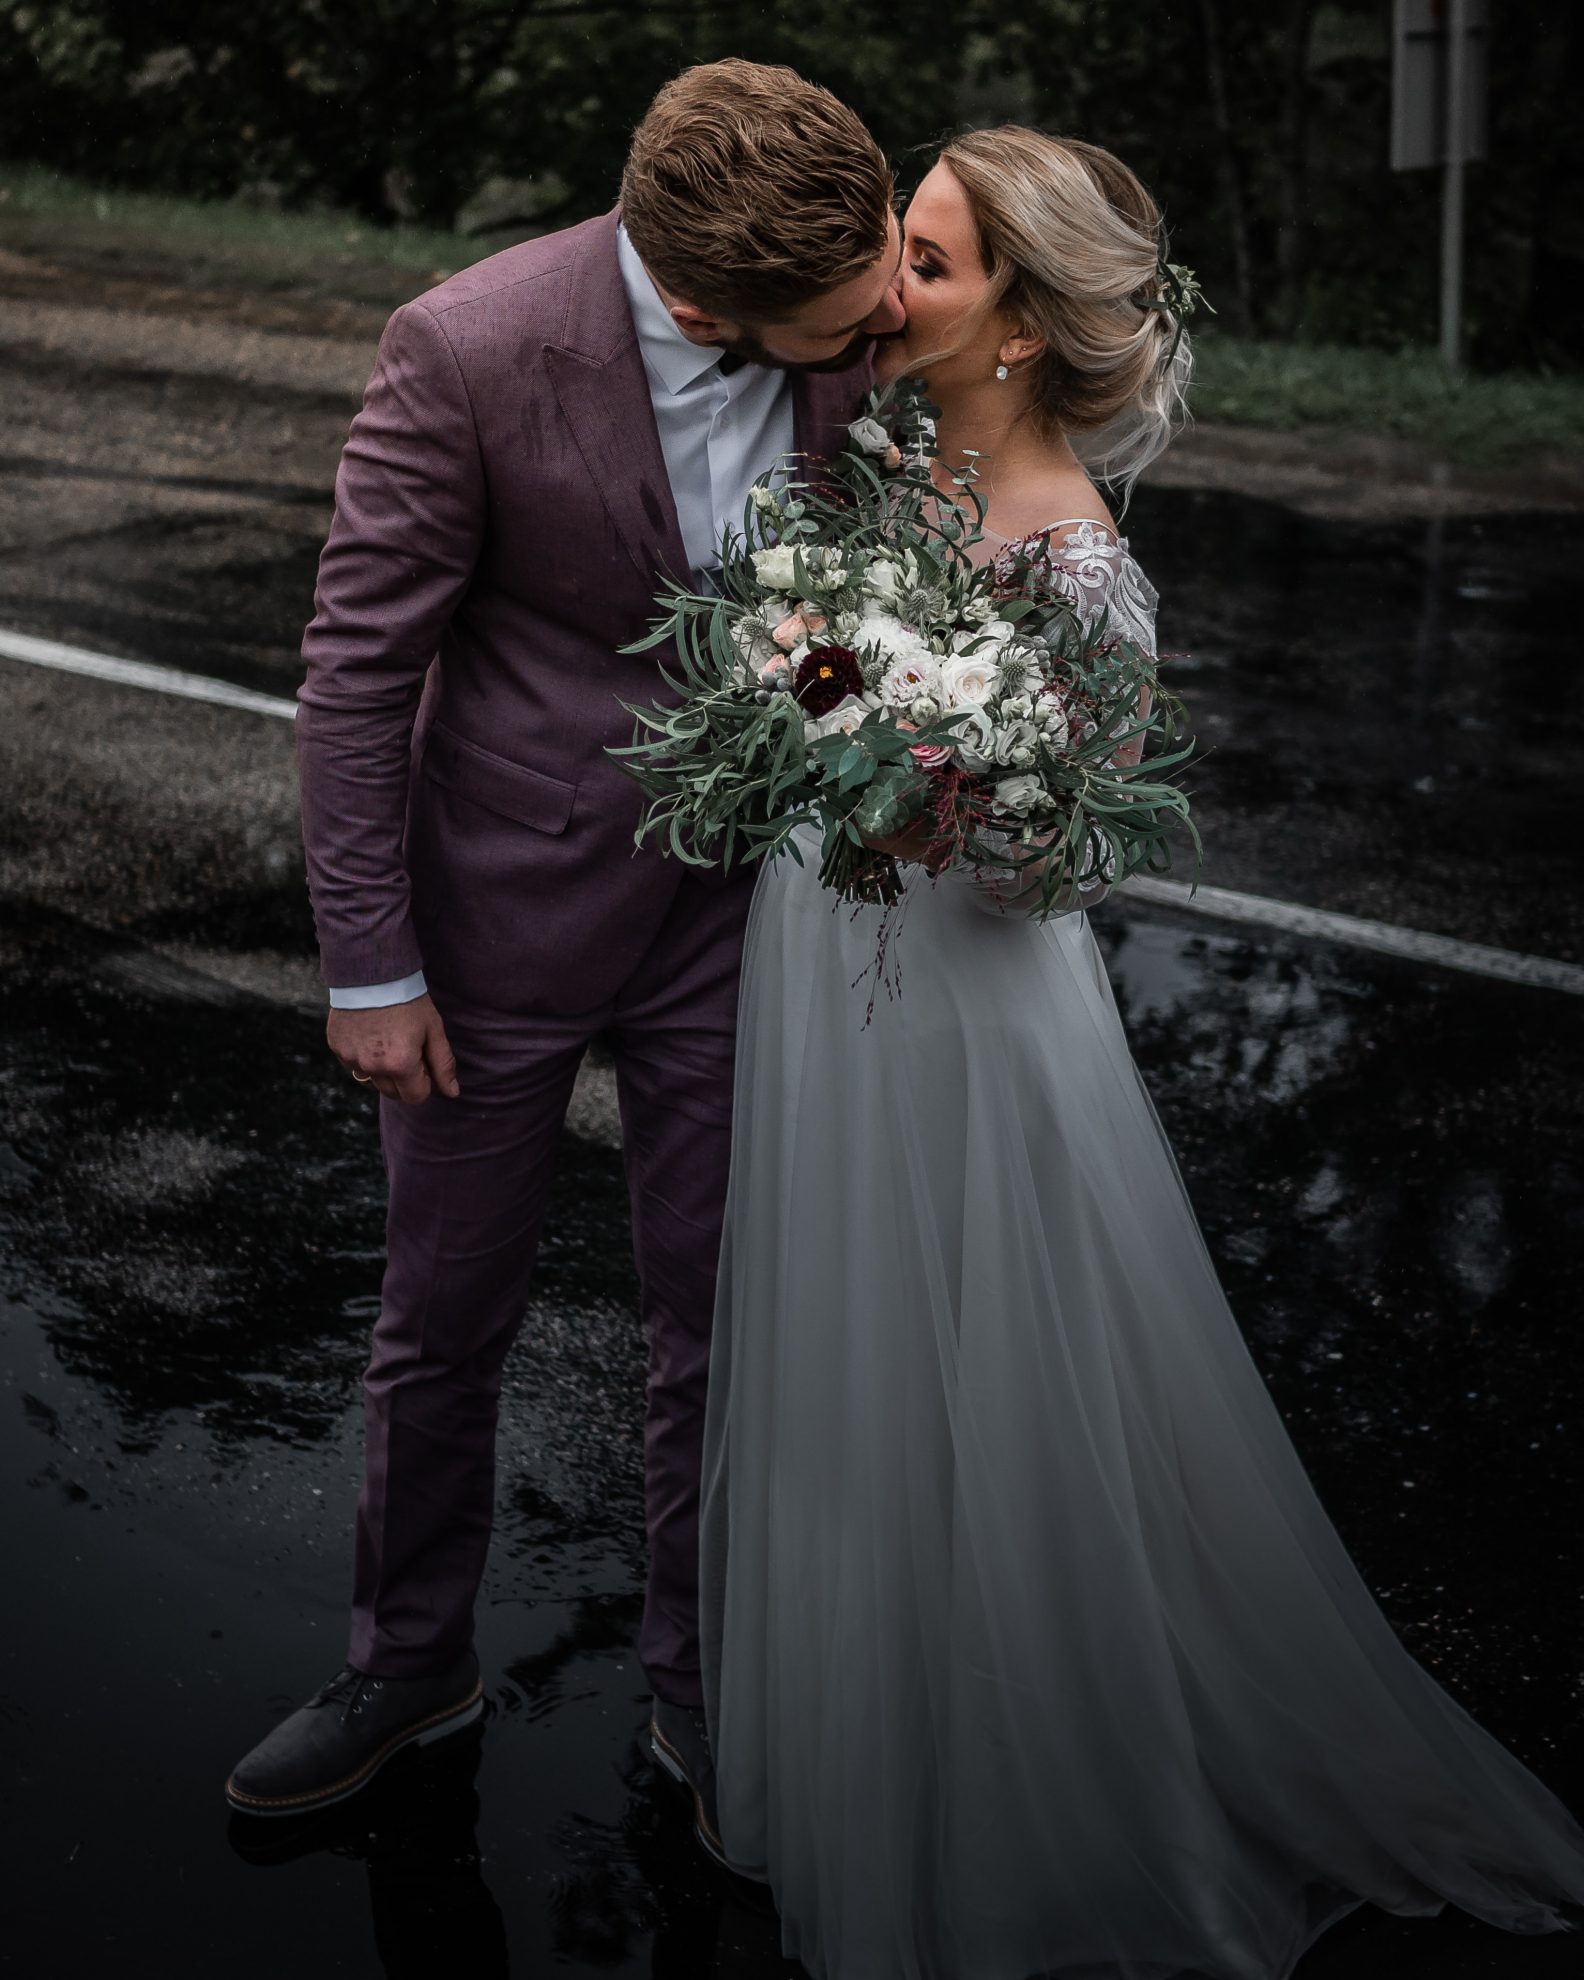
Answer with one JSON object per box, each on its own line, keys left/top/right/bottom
{"left": 613, "top": 221, "right": 796, "bottom": 576}
{"left": 329, "top": 224, "right": 796, "bottom": 1010}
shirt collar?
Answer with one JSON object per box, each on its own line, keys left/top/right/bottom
{"left": 616, "top": 220, "right": 729, "bottom": 397}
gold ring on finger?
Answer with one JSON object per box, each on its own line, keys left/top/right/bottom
{"left": 351, "top": 1071, "right": 373, "bottom": 1084}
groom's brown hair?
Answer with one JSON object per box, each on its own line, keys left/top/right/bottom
{"left": 621, "top": 59, "right": 894, "bottom": 323}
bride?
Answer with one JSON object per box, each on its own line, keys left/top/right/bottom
{"left": 695, "top": 127, "right": 1584, "bottom": 1979}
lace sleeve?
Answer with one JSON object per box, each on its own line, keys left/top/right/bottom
{"left": 945, "top": 520, "right": 1161, "bottom": 920}
{"left": 1003, "top": 519, "right": 1161, "bottom": 661}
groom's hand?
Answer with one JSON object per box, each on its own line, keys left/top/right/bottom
{"left": 328, "top": 994, "right": 462, "bottom": 1104}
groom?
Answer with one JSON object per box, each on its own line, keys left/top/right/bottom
{"left": 224, "top": 59, "right": 899, "bottom": 1850}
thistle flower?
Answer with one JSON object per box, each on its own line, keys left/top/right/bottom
{"left": 996, "top": 654, "right": 1037, "bottom": 695}
{"left": 900, "top": 584, "right": 944, "bottom": 627}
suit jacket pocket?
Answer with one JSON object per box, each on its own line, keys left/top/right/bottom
{"left": 421, "top": 720, "right": 577, "bottom": 835}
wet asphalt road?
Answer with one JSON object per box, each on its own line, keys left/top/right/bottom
{"left": 3, "top": 281, "right": 1584, "bottom": 1977}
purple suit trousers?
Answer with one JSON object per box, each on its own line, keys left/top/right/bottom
{"left": 296, "top": 208, "right": 868, "bottom": 1704}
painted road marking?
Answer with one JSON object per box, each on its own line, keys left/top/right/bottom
{"left": 3, "top": 628, "right": 1581, "bottom": 997}
{"left": 0, "top": 628, "right": 298, "bottom": 721}
{"left": 1124, "top": 877, "right": 1584, "bottom": 996}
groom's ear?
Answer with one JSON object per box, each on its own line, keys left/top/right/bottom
{"left": 670, "top": 300, "right": 736, "bottom": 347}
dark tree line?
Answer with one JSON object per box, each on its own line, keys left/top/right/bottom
{"left": 3, "top": 0, "right": 1579, "bottom": 367}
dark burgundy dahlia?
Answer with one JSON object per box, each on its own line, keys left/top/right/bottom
{"left": 793, "top": 644, "right": 865, "bottom": 718}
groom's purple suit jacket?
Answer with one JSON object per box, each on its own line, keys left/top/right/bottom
{"left": 296, "top": 207, "right": 870, "bottom": 1013}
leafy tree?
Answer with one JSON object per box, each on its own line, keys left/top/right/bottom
{"left": 1, "top": 0, "right": 1578, "bottom": 366}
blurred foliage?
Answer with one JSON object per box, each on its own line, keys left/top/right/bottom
{"left": 1191, "top": 330, "right": 1584, "bottom": 468}
{"left": 2, "top": 0, "right": 1579, "bottom": 369}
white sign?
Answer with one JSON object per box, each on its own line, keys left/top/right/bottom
{"left": 1391, "top": 0, "right": 1488, "bottom": 170}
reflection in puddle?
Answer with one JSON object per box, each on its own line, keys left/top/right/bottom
{"left": 229, "top": 1729, "right": 510, "bottom": 1978}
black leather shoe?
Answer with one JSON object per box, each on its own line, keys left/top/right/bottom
{"left": 649, "top": 1698, "right": 768, "bottom": 1881}
{"left": 225, "top": 1651, "right": 484, "bottom": 1816}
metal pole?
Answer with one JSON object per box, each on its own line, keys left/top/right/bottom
{"left": 1440, "top": 0, "right": 1468, "bottom": 371}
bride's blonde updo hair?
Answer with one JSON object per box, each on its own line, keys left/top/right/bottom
{"left": 939, "top": 126, "right": 1192, "bottom": 499}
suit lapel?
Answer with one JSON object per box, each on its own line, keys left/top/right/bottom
{"left": 544, "top": 209, "right": 691, "bottom": 593}
{"left": 545, "top": 216, "right": 874, "bottom": 596}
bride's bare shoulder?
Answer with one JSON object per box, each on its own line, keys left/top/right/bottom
{"left": 982, "top": 467, "right": 1118, "bottom": 544}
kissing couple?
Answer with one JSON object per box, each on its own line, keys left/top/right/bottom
{"left": 227, "top": 56, "right": 1584, "bottom": 1980}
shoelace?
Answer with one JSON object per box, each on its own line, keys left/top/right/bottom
{"left": 313, "top": 1665, "right": 386, "bottom": 1721}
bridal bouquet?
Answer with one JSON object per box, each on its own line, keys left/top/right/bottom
{"left": 610, "top": 381, "right": 1199, "bottom": 917}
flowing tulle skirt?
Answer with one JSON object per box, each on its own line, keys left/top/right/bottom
{"left": 699, "top": 831, "right": 1584, "bottom": 1980}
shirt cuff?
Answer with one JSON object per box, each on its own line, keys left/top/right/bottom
{"left": 327, "top": 969, "right": 429, "bottom": 1010}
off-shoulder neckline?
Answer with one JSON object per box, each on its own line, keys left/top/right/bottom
{"left": 984, "top": 515, "right": 1126, "bottom": 548}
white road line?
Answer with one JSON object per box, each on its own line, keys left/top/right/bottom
{"left": 3, "top": 627, "right": 1581, "bottom": 996}
{"left": 1124, "top": 877, "right": 1584, "bottom": 996}
{"left": 0, "top": 628, "right": 297, "bottom": 720}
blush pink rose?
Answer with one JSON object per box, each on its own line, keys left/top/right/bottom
{"left": 910, "top": 743, "right": 954, "bottom": 770}
{"left": 772, "top": 606, "right": 830, "bottom": 651}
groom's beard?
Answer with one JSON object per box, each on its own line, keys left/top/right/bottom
{"left": 722, "top": 330, "right": 875, "bottom": 374}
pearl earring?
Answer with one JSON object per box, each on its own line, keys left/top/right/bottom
{"left": 995, "top": 363, "right": 1010, "bottom": 380}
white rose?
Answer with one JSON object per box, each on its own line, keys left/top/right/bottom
{"left": 810, "top": 693, "right": 871, "bottom": 740}
{"left": 962, "top": 593, "right": 998, "bottom": 625}
{"left": 993, "top": 773, "right": 1044, "bottom": 817}
{"left": 945, "top": 702, "right": 996, "bottom": 772}
{"left": 909, "top": 693, "right": 942, "bottom": 722}
{"left": 992, "top": 720, "right": 1039, "bottom": 768}
{"left": 939, "top": 652, "right": 998, "bottom": 706}
{"left": 847, "top": 415, "right": 892, "bottom": 457}
{"left": 752, "top": 545, "right": 800, "bottom": 592}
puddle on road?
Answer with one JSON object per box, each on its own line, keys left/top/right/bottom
{"left": 1119, "top": 489, "right": 1583, "bottom": 966}
{"left": 3, "top": 883, "right": 1582, "bottom": 1975}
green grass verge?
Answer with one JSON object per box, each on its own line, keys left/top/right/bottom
{"left": 4, "top": 164, "right": 1581, "bottom": 470}
{"left": 0, "top": 162, "right": 479, "bottom": 304}
{"left": 1191, "top": 331, "right": 1584, "bottom": 471}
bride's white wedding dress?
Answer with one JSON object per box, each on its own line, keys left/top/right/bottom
{"left": 698, "top": 521, "right": 1584, "bottom": 1980}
